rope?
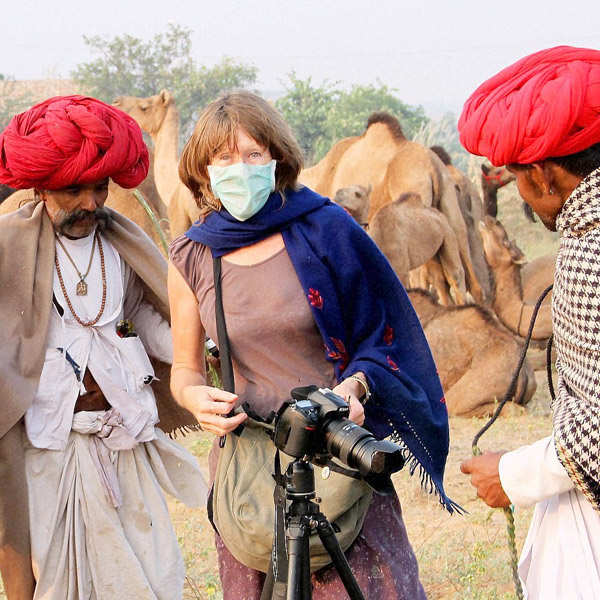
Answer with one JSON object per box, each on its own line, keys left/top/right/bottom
{"left": 471, "top": 283, "right": 553, "bottom": 600}
{"left": 132, "top": 189, "right": 170, "bottom": 256}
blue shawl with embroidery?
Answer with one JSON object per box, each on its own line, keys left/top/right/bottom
{"left": 186, "top": 186, "right": 457, "bottom": 512}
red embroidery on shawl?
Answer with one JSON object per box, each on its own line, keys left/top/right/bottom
{"left": 440, "top": 396, "right": 446, "bottom": 404}
{"left": 386, "top": 356, "right": 399, "bottom": 371}
{"left": 308, "top": 288, "right": 323, "bottom": 309}
{"left": 328, "top": 338, "right": 349, "bottom": 371}
{"left": 383, "top": 324, "right": 394, "bottom": 346}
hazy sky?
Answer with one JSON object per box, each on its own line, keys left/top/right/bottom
{"left": 4, "top": 0, "right": 600, "bottom": 116}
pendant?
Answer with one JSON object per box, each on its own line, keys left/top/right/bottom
{"left": 76, "top": 280, "right": 88, "bottom": 296}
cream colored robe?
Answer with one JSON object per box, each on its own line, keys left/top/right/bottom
{"left": 0, "top": 202, "right": 199, "bottom": 598}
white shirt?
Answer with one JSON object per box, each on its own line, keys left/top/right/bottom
{"left": 499, "top": 436, "right": 600, "bottom": 600}
{"left": 25, "top": 229, "right": 172, "bottom": 450}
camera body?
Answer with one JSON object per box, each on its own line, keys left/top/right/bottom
{"left": 272, "top": 385, "right": 404, "bottom": 491}
{"left": 273, "top": 386, "right": 349, "bottom": 458}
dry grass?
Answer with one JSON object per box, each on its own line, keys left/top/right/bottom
{"left": 0, "top": 404, "right": 552, "bottom": 600}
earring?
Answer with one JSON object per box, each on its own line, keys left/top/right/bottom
{"left": 549, "top": 188, "right": 554, "bottom": 195}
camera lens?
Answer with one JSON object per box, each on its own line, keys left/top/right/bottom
{"left": 324, "top": 419, "right": 404, "bottom": 476}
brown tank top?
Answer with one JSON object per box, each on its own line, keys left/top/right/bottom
{"left": 170, "top": 236, "right": 337, "bottom": 419}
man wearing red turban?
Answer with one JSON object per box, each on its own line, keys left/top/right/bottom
{"left": 0, "top": 96, "right": 206, "bottom": 600}
{"left": 460, "top": 47, "right": 600, "bottom": 599}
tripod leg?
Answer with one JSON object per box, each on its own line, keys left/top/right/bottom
{"left": 286, "top": 517, "right": 312, "bottom": 600}
{"left": 315, "top": 515, "right": 365, "bottom": 600}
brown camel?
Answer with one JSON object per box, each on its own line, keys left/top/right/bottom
{"left": 334, "top": 184, "right": 469, "bottom": 304}
{"left": 114, "top": 90, "right": 199, "bottom": 238}
{"left": 300, "top": 113, "right": 483, "bottom": 303}
{"left": 481, "top": 162, "right": 536, "bottom": 223}
{"left": 408, "top": 289, "right": 536, "bottom": 417}
{"left": 480, "top": 163, "right": 515, "bottom": 218}
{"left": 408, "top": 259, "right": 455, "bottom": 306}
{"left": 430, "top": 145, "right": 491, "bottom": 302}
{"left": 333, "top": 184, "right": 371, "bottom": 226}
{"left": 479, "top": 216, "right": 554, "bottom": 341}
{"left": 0, "top": 183, "right": 168, "bottom": 255}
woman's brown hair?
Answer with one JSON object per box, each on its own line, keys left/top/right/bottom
{"left": 179, "top": 91, "right": 304, "bottom": 216}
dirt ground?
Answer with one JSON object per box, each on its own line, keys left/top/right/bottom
{"left": 0, "top": 375, "right": 552, "bottom": 600}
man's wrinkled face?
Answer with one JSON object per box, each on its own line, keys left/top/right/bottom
{"left": 39, "top": 179, "right": 110, "bottom": 238}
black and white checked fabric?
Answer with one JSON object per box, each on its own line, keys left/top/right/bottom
{"left": 553, "top": 166, "right": 600, "bottom": 511}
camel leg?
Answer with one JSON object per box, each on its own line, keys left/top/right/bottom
{"left": 427, "top": 260, "right": 452, "bottom": 306}
{"left": 436, "top": 226, "right": 467, "bottom": 305}
{"left": 407, "top": 267, "right": 423, "bottom": 290}
{"left": 439, "top": 186, "right": 484, "bottom": 303}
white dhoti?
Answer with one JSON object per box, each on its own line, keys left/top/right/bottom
{"left": 25, "top": 411, "right": 207, "bottom": 600}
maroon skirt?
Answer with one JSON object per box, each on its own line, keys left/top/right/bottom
{"left": 214, "top": 491, "right": 426, "bottom": 600}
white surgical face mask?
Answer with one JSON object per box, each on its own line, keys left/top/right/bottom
{"left": 207, "top": 160, "right": 276, "bottom": 221}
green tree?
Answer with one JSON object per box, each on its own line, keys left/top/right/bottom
{"left": 276, "top": 74, "right": 428, "bottom": 164}
{"left": 274, "top": 73, "right": 336, "bottom": 163}
{"left": 71, "top": 24, "right": 257, "bottom": 143}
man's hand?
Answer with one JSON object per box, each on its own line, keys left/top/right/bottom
{"left": 460, "top": 451, "right": 511, "bottom": 508}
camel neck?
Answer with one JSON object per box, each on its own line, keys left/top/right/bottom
{"left": 482, "top": 183, "right": 499, "bottom": 217}
{"left": 491, "top": 262, "right": 531, "bottom": 337}
{"left": 152, "top": 105, "right": 180, "bottom": 205}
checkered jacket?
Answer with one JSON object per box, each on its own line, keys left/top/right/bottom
{"left": 553, "top": 166, "right": 600, "bottom": 511}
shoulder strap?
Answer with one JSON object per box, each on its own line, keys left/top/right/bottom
{"left": 213, "top": 256, "right": 235, "bottom": 394}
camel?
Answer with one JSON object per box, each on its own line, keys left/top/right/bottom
{"left": 0, "top": 182, "right": 169, "bottom": 255}
{"left": 334, "top": 186, "right": 468, "bottom": 304}
{"left": 114, "top": 91, "right": 179, "bottom": 209}
{"left": 480, "top": 162, "right": 536, "bottom": 223}
{"left": 480, "top": 163, "right": 515, "bottom": 218}
{"left": 114, "top": 90, "right": 200, "bottom": 238}
{"left": 408, "top": 289, "right": 536, "bottom": 417}
{"left": 479, "top": 216, "right": 555, "bottom": 342}
{"left": 333, "top": 184, "right": 371, "bottom": 226}
{"left": 408, "top": 259, "right": 455, "bottom": 306}
{"left": 430, "top": 145, "right": 491, "bottom": 302}
{"left": 299, "top": 113, "right": 483, "bottom": 303}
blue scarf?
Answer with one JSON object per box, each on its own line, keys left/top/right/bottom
{"left": 186, "top": 186, "right": 458, "bottom": 512}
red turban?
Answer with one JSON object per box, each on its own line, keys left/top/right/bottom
{"left": 0, "top": 95, "right": 149, "bottom": 189}
{"left": 459, "top": 46, "right": 600, "bottom": 166}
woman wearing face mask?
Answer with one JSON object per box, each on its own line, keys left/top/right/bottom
{"left": 168, "top": 91, "right": 456, "bottom": 599}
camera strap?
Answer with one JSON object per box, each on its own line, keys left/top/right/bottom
{"left": 213, "top": 256, "right": 245, "bottom": 447}
{"left": 213, "top": 256, "right": 235, "bottom": 394}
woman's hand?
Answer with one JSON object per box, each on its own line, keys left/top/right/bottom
{"left": 332, "top": 377, "right": 366, "bottom": 426}
{"left": 181, "top": 385, "right": 248, "bottom": 436}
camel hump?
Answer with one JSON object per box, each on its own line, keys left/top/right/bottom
{"left": 365, "top": 112, "right": 405, "bottom": 140}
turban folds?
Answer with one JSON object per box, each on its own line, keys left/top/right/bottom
{"left": 459, "top": 46, "right": 600, "bottom": 166}
{"left": 0, "top": 95, "right": 149, "bottom": 189}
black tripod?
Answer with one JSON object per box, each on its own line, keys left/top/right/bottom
{"left": 260, "top": 457, "right": 365, "bottom": 600}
